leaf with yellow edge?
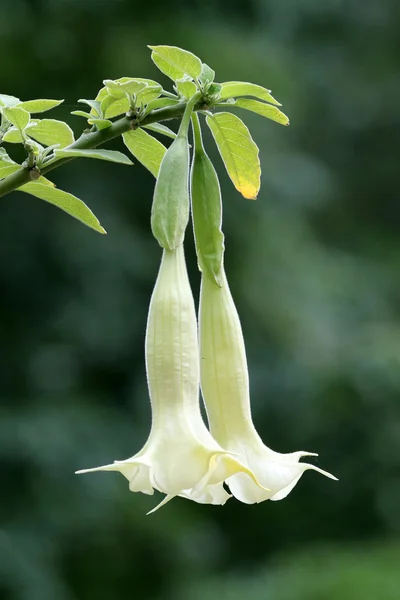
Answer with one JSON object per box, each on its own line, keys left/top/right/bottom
{"left": 218, "top": 81, "right": 281, "bottom": 106}
{"left": 19, "top": 182, "right": 106, "bottom": 233}
{"left": 123, "top": 129, "right": 166, "bottom": 178}
{"left": 232, "top": 98, "right": 289, "bottom": 126}
{"left": 206, "top": 112, "right": 260, "bottom": 200}
{"left": 149, "top": 45, "right": 202, "bottom": 81}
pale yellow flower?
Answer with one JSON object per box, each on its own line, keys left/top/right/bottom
{"left": 199, "top": 267, "right": 337, "bottom": 504}
{"left": 77, "top": 245, "right": 258, "bottom": 512}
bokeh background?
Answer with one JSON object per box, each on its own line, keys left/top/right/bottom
{"left": 1, "top": 1, "right": 400, "bottom": 599}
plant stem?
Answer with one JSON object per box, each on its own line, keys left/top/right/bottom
{"left": 191, "top": 112, "right": 204, "bottom": 153}
{"left": 177, "top": 92, "right": 202, "bottom": 139}
{"left": 0, "top": 99, "right": 198, "bottom": 199}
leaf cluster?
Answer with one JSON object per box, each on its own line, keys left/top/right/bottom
{"left": 0, "top": 45, "right": 289, "bottom": 232}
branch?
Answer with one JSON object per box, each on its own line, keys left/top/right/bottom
{"left": 0, "top": 100, "right": 197, "bottom": 199}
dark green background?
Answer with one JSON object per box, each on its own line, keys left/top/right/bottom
{"left": 1, "top": 1, "right": 399, "bottom": 599}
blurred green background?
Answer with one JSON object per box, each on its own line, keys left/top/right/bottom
{"left": 1, "top": 1, "right": 399, "bottom": 599}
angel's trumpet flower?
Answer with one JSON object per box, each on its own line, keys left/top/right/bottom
{"left": 199, "top": 267, "right": 337, "bottom": 504}
{"left": 77, "top": 244, "right": 259, "bottom": 512}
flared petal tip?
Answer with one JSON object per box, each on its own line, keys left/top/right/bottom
{"left": 75, "top": 463, "right": 116, "bottom": 475}
{"left": 146, "top": 494, "right": 175, "bottom": 515}
{"left": 305, "top": 463, "right": 338, "bottom": 481}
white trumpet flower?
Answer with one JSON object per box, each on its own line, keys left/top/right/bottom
{"left": 77, "top": 245, "right": 259, "bottom": 512}
{"left": 199, "top": 268, "right": 337, "bottom": 504}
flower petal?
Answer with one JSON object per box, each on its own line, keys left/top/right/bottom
{"left": 182, "top": 483, "right": 231, "bottom": 505}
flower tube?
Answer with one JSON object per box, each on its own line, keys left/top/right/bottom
{"left": 77, "top": 243, "right": 259, "bottom": 512}
{"left": 199, "top": 268, "right": 337, "bottom": 504}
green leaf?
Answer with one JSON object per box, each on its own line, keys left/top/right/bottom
{"left": 143, "top": 123, "right": 177, "bottom": 140}
{"left": 0, "top": 163, "right": 20, "bottom": 178}
{"left": 104, "top": 79, "right": 148, "bottom": 98}
{"left": 0, "top": 149, "right": 20, "bottom": 178}
{"left": 71, "top": 110, "right": 112, "bottom": 129}
{"left": 78, "top": 99, "right": 101, "bottom": 115}
{"left": 230, "top": 98, "right": 290, "bottom": 126}
{"left": 17, "top": 99, "right": 64, "bottom": 113}
{"left": 28, "top": 119, "right": 75, "bottom": 147}
{"left": 71, "top": 110, "right": 93, "bottom": 119}
{"left": 123, "top": 129, "right": 166, "bottom": 178}
{"left": 206, "top": 83, "right": 222, "bottom": 97}
{"left": 37, "top": 176, "right": 55, "bottom": 186}
{"left": 143, "top": 97, "right": 179, "bottom": 115}
{"left": 19, "top": 182, "right": 106, "bottom": 233}
{"left": 206, "top": 112, "right": 260, "bottom": 200}
{"left": 199, "top": 63, "right": 215, "bottom": 86}
{"left": 91, "top": 118, "right": 113, "bottom": 130}
{"left": 95, "top": 78, "right": 162, "bottom": 118}
{"left": 218, "top": 81, "right": 281, "bottom": 106}
{"left": 0, "top": 94, "right": 20, "bottom": 107}
{"left": 54, "top": 148, "right": 133, "bottom": 165}
{"left": 149, "top": 45, "right": 202, "bottom": 81}
{"left": 3, "top": 106, "right": 30, "bottom": 132}
{"left": 1, "top": 127, "right": 24, "bottom": 143}
{"left": 176, "top": 79, "right": 197, "bottom": 99}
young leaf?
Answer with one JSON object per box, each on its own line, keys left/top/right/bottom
{"left": 143, "top": 97, "right": 179, "bottom": 115}
{"left": 230, "top": 98, "right": 289, "bottom": 125}
{"left": 78, "top": 99, "right": 102, "bottom": 115}
{"left": 71, "top": 110, "right": 112, "bottom": 130}
{"left": 104, "top": 79, "right": 148, "bottom": 98}
{"left": 28, "top": 119, "right": 75, "bottom": 147}
{"left": 17, "top": 99, "right": 64, "bottom": 113}
{"left": 0, "top": 150, "right": 20, "bottom": 178}
{"left": 2, "top": 106, "right": 30, "bottom": 132}
{"left": 218, "top": 81, "right": 281, "bottom": 106}
{"left": 2, "top": 127, "right": 24, "bottom": 143}
{"left": 0, "top": 94, "right": 20, "bottom": 107}
{"left": 71, "top": 110, "right": 94, "bottom": 119}
{"left": 123, "top": 129, "right": 166, "bottom": 178}
{"left": 54, "top": 148, "right": 133, "bottom": 165}
{"left": 176, "top": 79, "right": 197, "bottom": 99}
{"left": 91, "top": 118, "right": 113, "bottom": 130}
{"left": 199, "top": 63, "right": 216, "bottom": 86}
{"left": 95, "top": 78, "right": 162, "bottom": 118}
{"left": 149, "top": 45, "right": 202, "bottom": 81}
{"left": 19, "top": 182, "right": 106, "bottom": 233}
{"left": 206, "top": 112, "right": 260, "bottom": 200}
{"left": 143, "top": 123, "right": 177, "bottom": 140}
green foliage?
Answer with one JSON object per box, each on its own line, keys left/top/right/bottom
{"left": 206, "top": 112, "right": 260, "bottom": 199}
{"left": 0, "top": 148, "right": 20, "bottom": 177}
{"left": 143, "top": 123, "right": 177, "bottom": 140}
{"left": 123, "top": 129, "right": 166, "bottom": 177}
{"left": 19, "top": 182, "right": 106, "bottom": 233}
{"left": 53, "top": 148, "right": 133, "bottom": 165}
{"left": 149, "top": 45, "right": 203, "bottom": 81}
{"left": 28, "top": 119, "right": 75, "bottom": 147}
{"left": 3, "top": 105, "right": 30, "bottom": 132}
{"left": 231, "top": 97, "right": 290, "bottom": 125}
{"left": 219, "top": 81, "right": 281, "bottom": 105}
{"left": 17, "top": 99, "right": 64, "bottom": 113}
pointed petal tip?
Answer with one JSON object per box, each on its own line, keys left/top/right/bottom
{"left": 75, "top": 462, "right": 117, "bottom": 474}
{"left": 146, "top": 494, "right": 175, "bottom": 515}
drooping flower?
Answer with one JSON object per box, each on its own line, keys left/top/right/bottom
{"left": 199, "top": 267, "right": 337, "bottom": 504}
{"left": 77, "top": 244, "right": 259, "bottom": 512}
